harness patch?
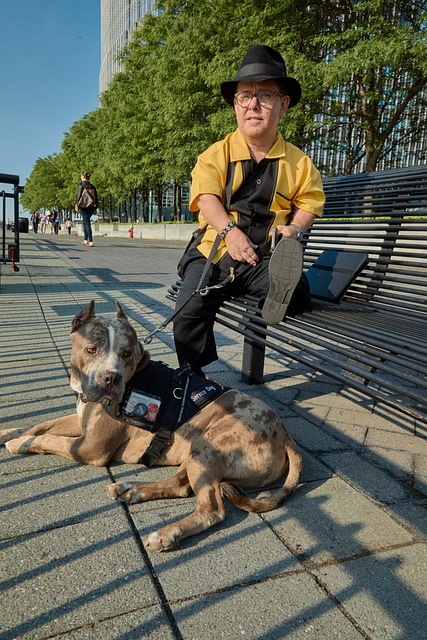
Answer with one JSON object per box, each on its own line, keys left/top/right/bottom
{"left": 121, "top": 390, "right": 161, "bottom": 424}
{"left": 190, "top": 384, "right": 222, "bottom": 407}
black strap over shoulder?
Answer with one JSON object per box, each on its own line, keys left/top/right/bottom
{"left": 225, "top": 161, "right": 235, "bottom": 211}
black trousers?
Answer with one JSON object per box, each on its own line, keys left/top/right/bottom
{"left": 173, "top": 248, "right": 311, "bottom": 373}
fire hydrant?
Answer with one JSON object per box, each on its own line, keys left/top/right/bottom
{"left": 128, "top": 225, "right": 134, "bottom": 238}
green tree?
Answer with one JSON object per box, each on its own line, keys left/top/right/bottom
{"left": 313, "top": 0, "right": 427, "bottom": 171}
{"left": 21, "top": 155, "right": 64, "bottom": 212}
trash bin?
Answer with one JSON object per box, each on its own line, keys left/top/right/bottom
{"left": 18, "top": 217, "right": 29, "bottom": 233}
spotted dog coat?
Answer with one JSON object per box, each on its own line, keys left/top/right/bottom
{"left": 0, "top": 301, "right": 302, "bottom": 551}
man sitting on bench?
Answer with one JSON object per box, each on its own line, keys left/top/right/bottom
{"left": 173, "top": 44, "right": 325, "bottom": 377}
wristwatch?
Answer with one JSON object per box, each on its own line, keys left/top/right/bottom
{"left": 290, "top": 223, "right": 304, "bottom": 240}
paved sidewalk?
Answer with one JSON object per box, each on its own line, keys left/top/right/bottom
{"left": 1, "top": 234, "right": 426, "bottom": 640}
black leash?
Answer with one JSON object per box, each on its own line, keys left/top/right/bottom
{"left": 142, "top": 234, "right": 229, "bottom": 344}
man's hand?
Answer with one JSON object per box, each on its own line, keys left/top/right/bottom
{"left": 274, "top": 209, "right": 317, "bottom": 241}
{"left": 275, "top": 224, "right": 297, "bottom": 239}
{"left": 225, "top": 226, "right": 259, "bottom": 266}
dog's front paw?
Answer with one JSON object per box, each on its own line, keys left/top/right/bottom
{"left": 107, "top": 482, "right": 141, "bottom": 504}
{"left": 144, "top": 529, "right": 179, "bottom": 552}
{"left": 5, "top": 436, "right": 36, "bottom": 455}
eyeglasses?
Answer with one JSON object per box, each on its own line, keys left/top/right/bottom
{"left": 234, "top": 90, "right": 285, "bottom": 107}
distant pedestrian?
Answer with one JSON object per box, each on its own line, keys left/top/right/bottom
{"left": 65, "top": 216, "right": 73, "bottom": 235}
{"left": 53, "top": 211, "right": 61, "bottom": 234}
{"left": 39, "top": 211, "right": 47, "bottom": 233}
{"left": 48, "top": 211, "right": 56, "bottom": 234}
{"left": 31, "top": 211, "right": 39, "bottom": 234}
{"left": 75, "top": 171, "right": 98, "bottom": 247}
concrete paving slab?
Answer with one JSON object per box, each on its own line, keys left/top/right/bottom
{"left": 0, "top": 305, "right": 45, "bottom": 319}
{"left": 326, "top": 405, "right": 414, "bottom": 431}
{"left": 387, "top": 501, "right": 427, "bottom": 538}
{"left": 131, "top": 503, "right": 302, "bottom": 600}
{"left": 300, "top": 450, "right": 334, "bottom": 483}
{"left": 297, "top": 386, "right": 364, "bottom": 410}
{"left": 313, "top": 421, "right": 368, "bottom": 450}
{"left": 0, "top": 463, "right": 113, "bottom": 537}
{"left": 262, "top": 477, "right": 414, "bottom": 566}
{"left": 0, "top": 511, "right": 162, "bottom": 640}
{"left": 366, "top": 428, "right": 427, "bottom": 453}
{"left": 171, "top": 572, "right": 366, "bottom": 639}
{"left": 0, "top": 341, "right": 64, "bottom": 361}
{"left": 283, "top": 415, "right": 350, "bottom": 452}
{"left": 0, "top": 446, "right": 78, "bottom": 474}
{"left": 414, "top": 453, "right": 427, "bottom": 494}
{"left": 289, "top": 402, "right": 332, "bottom": 424}
{"left": 319, "top": 451, "right": 411, "bottom": 502}
{"left": 0, "top": 394, "right": 76, "bottom": 430}
{"left": 1, "top": 354, "right": 65, "bottom": 374}
{"left": 58, "top": 606, "right": 176, "bottom": 639}
{"left": 340, "top": 400, "right": 417, "bottom": 435}
{"left": 1, "top": 367, "right": 70, "bottom": 400}
{"left": 313, "top": 543, "right": 427, "bottom": 639}
{"left": 109, "top": 463, "right": 185, "bottom": 488}
{"left": 363, "top": 446, "right": 414, "bottom": 482}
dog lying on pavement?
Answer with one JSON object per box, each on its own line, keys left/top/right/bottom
{"left": 0, "top": 301, "right": 302, "bottom": 551}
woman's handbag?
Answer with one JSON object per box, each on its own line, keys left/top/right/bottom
{"left": 77, "top": 187, "right": 96, "bottom": 209}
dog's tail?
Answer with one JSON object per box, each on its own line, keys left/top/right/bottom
{"left": 221, "top": 437, "right": 302, "bottom": 513}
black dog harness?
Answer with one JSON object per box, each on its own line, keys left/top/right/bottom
{"left": 102, "top": 361, "right": 227, "bottom": 467}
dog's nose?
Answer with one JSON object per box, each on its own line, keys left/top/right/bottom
{"left": 102, "top": 370, "right": 120, "bottom": 387}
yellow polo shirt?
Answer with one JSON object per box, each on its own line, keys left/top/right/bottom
{"left": 190, "top": 128, "right": 325, "bottom": 261}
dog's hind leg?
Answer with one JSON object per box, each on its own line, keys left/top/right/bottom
{"left": 143, "top": 459, "right": 226, "bottom": 551}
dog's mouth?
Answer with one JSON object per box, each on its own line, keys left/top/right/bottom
{"left": 80, "top": 386, "right": 125, "bottom": 405}
{"left": 100, "top": 390, "right": 124, "bottom": 404}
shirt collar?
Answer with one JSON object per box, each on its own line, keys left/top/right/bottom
{"left": 229, "top": 129, "right": 286, "bottom": 162}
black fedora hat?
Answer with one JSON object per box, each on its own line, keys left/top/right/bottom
{"left": 221, "top": 44, "right": 301, "bottom": 108}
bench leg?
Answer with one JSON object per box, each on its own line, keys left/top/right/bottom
{"left": 241, "top": 335, "right": 265, "bottom": 385}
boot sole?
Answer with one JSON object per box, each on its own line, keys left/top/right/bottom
{"left": 262, "top": 238, "right": 303, "bottom": 324}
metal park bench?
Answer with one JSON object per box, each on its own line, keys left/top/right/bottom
{"left": 169, "top": 164, "right": 427, "bottom": 424}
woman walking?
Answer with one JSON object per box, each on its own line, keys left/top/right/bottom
{"left": 75, "top": 171, "right": 98, "bottom": 247}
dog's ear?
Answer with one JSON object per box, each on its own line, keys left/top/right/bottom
{"left": 115, "top": 301, "right": 127, "bottom": 319}
{"left": 71, "top": 300, "right": 95, "bottom": 333}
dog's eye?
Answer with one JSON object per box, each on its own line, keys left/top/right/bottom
{"left": 86, "top": 346, "right": 97, "bottom": 355}
{"left": 122, "top": 349, "right": 132, "bottom": 358}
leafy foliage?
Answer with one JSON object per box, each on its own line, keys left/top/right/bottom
{"left": 22, "top": 0, "right": 427, "bottom": 214}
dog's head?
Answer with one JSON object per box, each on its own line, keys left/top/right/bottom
{"left": 69, "top": 300, "right": 150, "bottom": 404}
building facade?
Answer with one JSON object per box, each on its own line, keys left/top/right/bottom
{"left": 100, "top": 0, "right": 159, "bottom": 94}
